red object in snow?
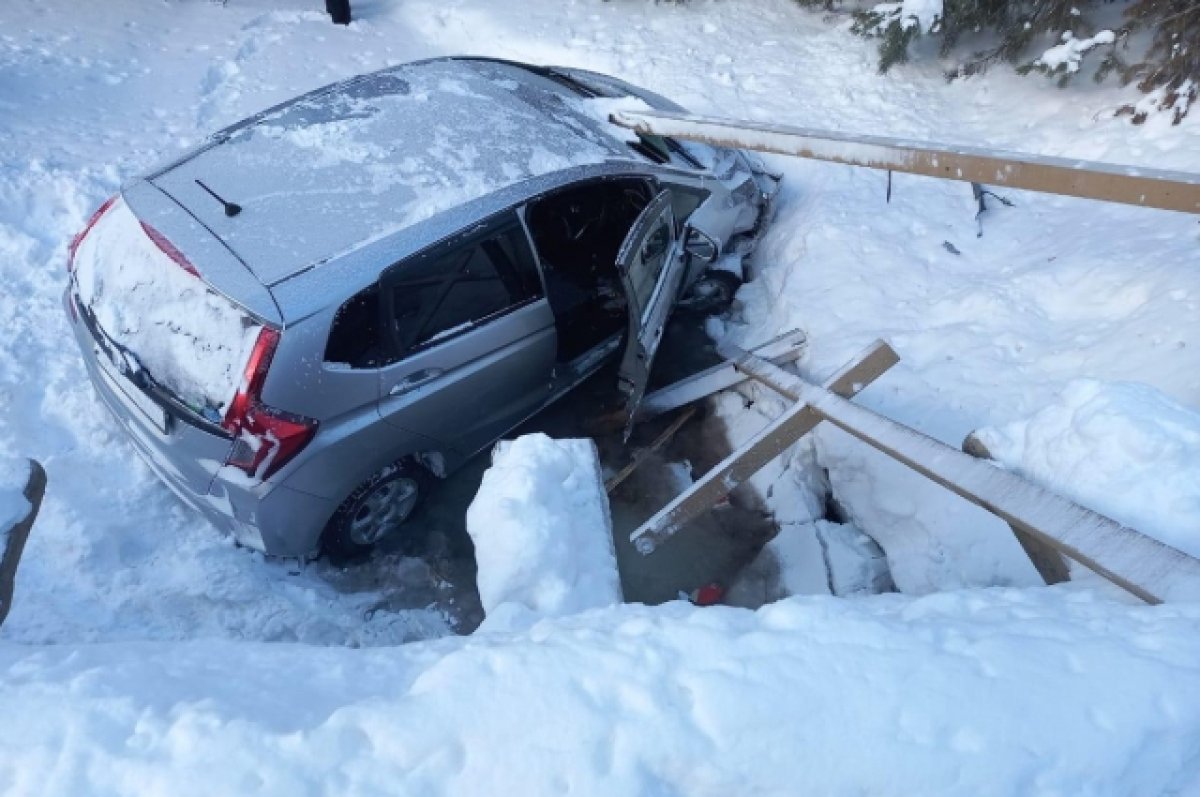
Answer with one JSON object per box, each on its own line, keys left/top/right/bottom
{"left": 690, "top": 583, "right": 724, "bottom": 606}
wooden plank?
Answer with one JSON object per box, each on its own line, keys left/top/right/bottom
{"left": 723, "top": 345, "right": 1200, "bottom": 604}
{"left": 637, "top": 328, "right": 806, "bottom": 420}
{"left": 610, "top": 109, "right": 1200, "bottom": 215}
{"left": 630, "top": 340, "right": 898, "bottom": 555}
{"left": 606, "top": 406, "right": 699, "bottom": 494}
{"left": 962, "top": 433, "right": 1072, "bottom": 586}
{"left": 1, "top": 459, "right": 46, "bottom": 628}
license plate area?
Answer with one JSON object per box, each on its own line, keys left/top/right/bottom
{"left": 93, "top": 347, "right": 170, "bottom": 434}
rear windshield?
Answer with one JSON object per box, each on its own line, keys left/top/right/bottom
{"left": 73, "top": 197, "right": 262, "bottom": 419}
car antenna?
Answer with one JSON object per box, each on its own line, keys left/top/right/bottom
{"left": 194, "top": 179, "right": 242, "bottom": 217}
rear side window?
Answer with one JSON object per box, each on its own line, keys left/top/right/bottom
{"left": 325, "top": 216, "right": 542, "bottom": 368}
{"left": 326, "top": 216, "right": 543, "bottom": 368}
{"left": 627, "top": 214, "right": 672, "bottom": 314}
{"left": 325, "top": 286, "right": 383, "bottom": 368}
{"left": 388, "top": 223, "right": 541, "bottom": 353}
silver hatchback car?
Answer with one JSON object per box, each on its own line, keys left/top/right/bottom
{"left": 65, "top": 57, "right": 779, "bottom": 559}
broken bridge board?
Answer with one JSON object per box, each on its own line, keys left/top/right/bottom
{"left": 630, "top": 339, "right": 897, "bottom": 555}
{"left": 722, "top": 344, "right": 1200, "bottom": 605}
{"left": 637, "top": 328, "right": 807, "bottom": 421}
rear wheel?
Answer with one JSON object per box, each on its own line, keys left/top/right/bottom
{"left": 321, "top": 461, "right": 429, "bottom": 562}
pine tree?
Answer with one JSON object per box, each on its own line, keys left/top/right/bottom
{"left": 1114, "top": 1, "right": 1200, "bottom": 123}
{"left": 839, "top": 0, "right": 1199, "bottom": 123}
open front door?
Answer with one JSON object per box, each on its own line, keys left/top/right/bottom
{"left": 615, "top": 189, "right": 685, "bottom": 440}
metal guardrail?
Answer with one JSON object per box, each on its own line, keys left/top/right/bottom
{"left": 610, "top": 109, "right": 1200, "bottom": 215}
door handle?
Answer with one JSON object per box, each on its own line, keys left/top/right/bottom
{"left": 389, "top": 368, "right": 445, "bottom": 396}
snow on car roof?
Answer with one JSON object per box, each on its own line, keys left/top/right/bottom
{"left": 149, "top": 59, "right": 633, "bottom": 286}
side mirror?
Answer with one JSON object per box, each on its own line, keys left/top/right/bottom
{"left": 684, "top": 227, "right": 718, "bottom": 263}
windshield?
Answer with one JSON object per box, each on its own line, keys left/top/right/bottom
{"left": 72, "top": 197, "right": 262, "bottom": 420}
{"left": 545, "top": 69, "right": 702, "bottom": 168}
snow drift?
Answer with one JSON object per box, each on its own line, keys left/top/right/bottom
{"left": 1, "top": 589, "right": 1199, "bottom": 796}
{"left": 974, "top": 379, "right": 1200, "bottom": 559}
{"left": 466, "top": 435, "right": 620, "bottom": 626}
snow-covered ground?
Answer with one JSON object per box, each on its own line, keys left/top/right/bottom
{"left": 4, "top": 590, "right": 1200, "bottom": 795}
{"left": 1, "top": 0, "right": 1198, "bottom": 791}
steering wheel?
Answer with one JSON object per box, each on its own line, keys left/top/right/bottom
{"left": 622, "top": 187, "right": 647, "bottom": 214}
{"left": 558, "top": 200, "right": 607, "bottom": 242}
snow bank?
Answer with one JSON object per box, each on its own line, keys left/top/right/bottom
{"left": 1, "top": 589, "right": 1199, "bottom": 795}
{"left": 974, "top": 379, "right": 1200, "bottom": 558}
{"left": 466, "top": 435, "right": 620, "bottom": 625}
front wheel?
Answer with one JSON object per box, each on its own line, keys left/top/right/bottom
{"left": 680, "top": 269, "right": 742, "bottom": 314}
{"left": 321, "top": 461, "right": 429, "bottom": 562}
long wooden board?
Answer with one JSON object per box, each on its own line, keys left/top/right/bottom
{"left": 721, "top": 344, "right": 1200, "bottom": 604}
{"left": 630, "top": 340, "right": 897, "bottom": 554}
{"left": 610, "top": 109, "right": 1200, "bottom": 215}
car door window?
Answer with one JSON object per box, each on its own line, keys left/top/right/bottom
{"left": 387, "top": 221, "right": 542, "bottom": 355}
{"left": 623, "top": 204, "right": 673, "bottom": 323}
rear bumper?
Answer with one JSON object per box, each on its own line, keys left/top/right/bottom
{"left": 64, "top": 288, "right": 333, "bottom": 557}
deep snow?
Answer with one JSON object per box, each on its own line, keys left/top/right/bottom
{"left": 975, "top": 379, "right": 1200, "bottom": 559}
{"left": 2, "top": 589, "right": 1200, "bottom": 796}
{"left": 1, "top": 0, "right": 1199, "bottom": 791}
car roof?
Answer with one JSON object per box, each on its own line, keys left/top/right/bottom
{"left": 147, "top": 58, "right": 643, "bottom": 288}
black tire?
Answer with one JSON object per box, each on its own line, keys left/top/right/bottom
{"left": 680, "top": 269, "right": 742, "bottom": 314}
{"left": 321, "top": 460, "right": 430, "bottom": 563}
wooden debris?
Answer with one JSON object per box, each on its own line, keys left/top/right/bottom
{"left": 606, "top": 406, "right": 699, "bottom": 494}
{"left": 629, "top": 340, "right": 897, "bottom": 554}
{"left": 722, "top": 344, "right": 1200, "bottom": 605}
{"left": 637, "top": 328, "right": 806, "bottom": 421}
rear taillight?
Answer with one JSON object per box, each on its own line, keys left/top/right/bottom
{"left": 67, "top": 195, "right": 117, "bottom": 273}
{"left": 140, "top": 222, "right": 200, "bottom": 277}
{"left": 222, "top": 327, "right": 318, "bottom": 481}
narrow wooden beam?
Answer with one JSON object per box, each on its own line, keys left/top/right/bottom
{"left": 606, "top": 406, "right": 698, "bottom": 494}
{"left": 637, "top": 328, "right": 806, "bottom": 421}
{"left": 962, "top": 433, "right": 1072, "bottom": 586}
{"left": 610, "top": 109, "right": 1200, "bottom": 215}
{"left": 630, "top": 340, "right": 898, "bottom": 554}
{"left": 722, "top": 345, "right": 1200, "bottom": 604}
